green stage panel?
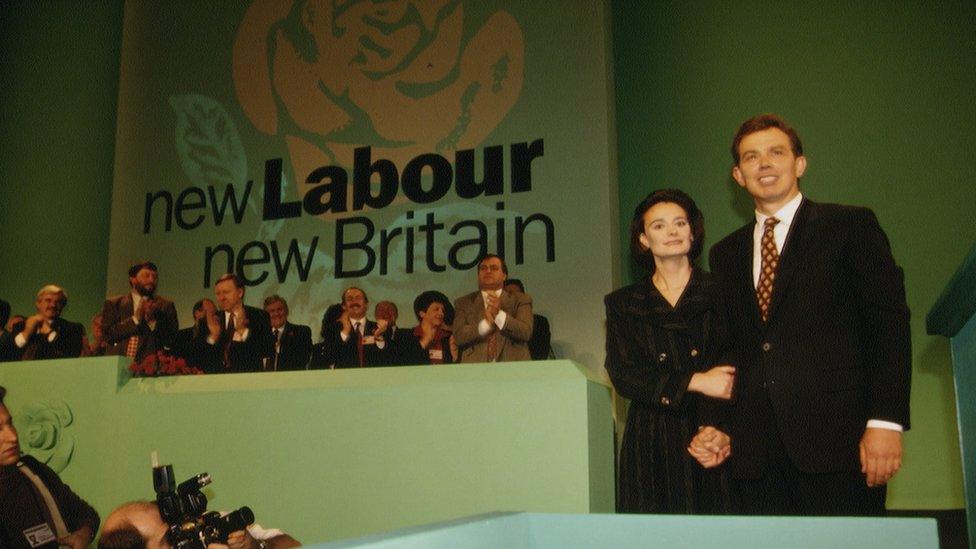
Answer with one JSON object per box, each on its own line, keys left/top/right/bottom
{"left": 308, "top": 512, "right": 938, "bottom": 549}
{"left": 0, "top": 358, "right": 613, "bottom": 545}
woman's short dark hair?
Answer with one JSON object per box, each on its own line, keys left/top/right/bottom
{"left": 629, "top": 188, "right": 705, "bottom": 272}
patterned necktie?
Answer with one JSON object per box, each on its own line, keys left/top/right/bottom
{"left": 355, "top": 322, "right": 365, "bottom": 367}
{"left": 125, "top": 336, "right": 140, "bottom": 359}
{"left": 756, "top": 216, "right": 780, "bottom": 322}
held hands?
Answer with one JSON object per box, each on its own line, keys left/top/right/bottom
{"left": 338, "top": 310, "right": 352, "bottom": 336}
{"left": 860, "top": 427, "right": 902, "bottom": 487}
{"left": 234, "top": 306, "right": 248, "bottom": 335}
{"left": 687, "top": 426, "right": 731, "bottom": 468}
{"left": 688, "top": 366, "right": 736, "bottom": 399}
{"left": 141, "top": 297, "right": 160, "bottom": 322}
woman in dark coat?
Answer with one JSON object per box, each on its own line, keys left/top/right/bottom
{"left": 605, "top": 188, "right": 733, "bottom": 514}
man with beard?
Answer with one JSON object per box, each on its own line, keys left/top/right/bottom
{"left": 101, "top": 261, "right": 179, "bottom": 363}
{"left": 13, "top": 285, "right": 85, "bottom": 360}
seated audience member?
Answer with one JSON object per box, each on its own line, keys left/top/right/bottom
{"left": 0, "top": 300, "right": 16, "bottom": 362}
{"left": 310, "top": 304, "right": 342, "bottom": 369}
{"left": 13, "top": 285, "right": 86, "bottom": 360}
{"left": 374, "top": 300, "right": 411, "bottom": 365}
{"left": 330, "top": 287, "right": 389, "bottom": 368}
{"left": 99, "top": 501, "right": 299, "bottom": 549}
{"left": 264, "top": 295, "right": 312, "bottom": 371}
{"left": 453, "top": 254, "right": 533, "bottom": 363}
{"left": 83, "top": 314, "right": 107, "bottom": 357}
{"left": 193, "top": 274, "right": 274, "bottom": 373}
{"left": 101, "top": 261, "right": 179, "bottom": 363}
{"left": 395, "top": 291, "right": 455, "bottom": 365}
{"left": 503, "top": 279, "right": 553, "bottom": 360}
{"left": 0, "top": 386, "right": 100, "bottom": 548}
{"left": 169, "top": 299, "right": 214, "bottom": 368}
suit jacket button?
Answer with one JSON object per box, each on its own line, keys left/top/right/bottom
{"left": 762, "top": 342, "right": 772, "bottom": 352}
{"left": 690, "top": 348, "right": 699, "bottom": 357}
{"left": 658, "top": 353, "right": 667, "bottom": 362}
{"left": 660, "top": 396, "right": 670, "bottom": 406}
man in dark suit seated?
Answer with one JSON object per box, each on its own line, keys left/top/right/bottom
{"left": 503, "top": 279, "right": 553, "bottom": 360}
{"left": 0, "top": 300, "right": 16, "bottom": 362}
{"left": 264, "top": 295, "right": 312, "bottom": 371}
{"left": 100, "top": 261, "right": 179, "bottom": 363}
{"left": 193, "top": 273, "right": 274, "bottom": 373}
{"left": 694, "top": 114, "right": 912, "bottom": 516}
{"left": 12, "top": 285, "right": 85, "bottom": 360}
{"left": 330, "top": 287, "right": 389, "bottom": 368}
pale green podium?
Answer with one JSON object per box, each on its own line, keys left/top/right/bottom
{"left": 928, "top": 242, "right": 976, "bottom": 549}
{"left": 306, "top": 512, "right": 937, "bottom": 548}
{"left": 0, "top": 358, "right": 613, "bottom": 544}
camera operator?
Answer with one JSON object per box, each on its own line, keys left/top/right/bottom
{"left": 0, "top": 386, "right": 100, "bottom": 548}
{"left": 99, "top": 501, "right": 300, "bottom": 549}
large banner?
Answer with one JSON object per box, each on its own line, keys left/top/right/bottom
{"left": 107, "top": 0, "right": 617, "bottom": 372}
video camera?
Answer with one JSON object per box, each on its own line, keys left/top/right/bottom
{"left": 152, "top": 457, "right": 254, "bottom": 549}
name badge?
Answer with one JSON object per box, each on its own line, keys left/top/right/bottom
{"left": 428, "top": 349, "right": 443, "bottom": 360}
{"left": 23, "top": 523, "right": 56, "bottom": 548}
{"left": 362, "top": 336, "right": 376, "bottom": 345}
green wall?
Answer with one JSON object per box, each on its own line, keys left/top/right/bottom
{"left": 1, "top": 0, "right": 972, "bottom": 511}
{"left": 612, "top": 1, "right": 976, "bottom": 508}
{"left": 0, "top": 2, "right": 122, "bottom": 321}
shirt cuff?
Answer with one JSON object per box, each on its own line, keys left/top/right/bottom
{"left": 340, "top": 331, "right": 350, "bottom": 342}
{"left": 477, "top": 319, "right": 491, "bottom": 336}
{"left": 233, "top": 328, "right": 250, "bottom": 342}
{"left": 866, "top": 419, "right": 903, "bottom": 432}
{"left": 14, "top": 333, "right": 27, "bottom": 348}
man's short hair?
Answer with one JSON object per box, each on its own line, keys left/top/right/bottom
{"left": 215, "top": 273, "right": 245, "bottom": 290}
{"left": 36, "top": 285, "right": 68, "bottom": 306}
{"left": 127, "top": 260, "right": 158, "bottom": 278}
{"left": 504, "top": 279, "right": 525, "bottom": 293}
{"left": 413, "top": 291, "right": 455, "bottom": 323}
{"left": 264, "top": 295, "right": 288, "bottom": 310}
{"left": 731, "top": 113, "right": 804, "bottom": 165}
{"left": 341, "top": 287, "right": 368, "bottom": 304}
{"left": 629, "top": 188, "right": 705, "bottom": 272}
{"left": 0, "top": 385, "right": 6, "bottom": 407}
{"left": 478, "top": 253, "right": 508, "bottom": 275}
{"left": 191, "top": 299, "right": 207, "bottom": 314}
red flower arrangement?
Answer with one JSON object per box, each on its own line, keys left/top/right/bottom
{"left": 129, "top": 351, "right": 203, "bottom": 377}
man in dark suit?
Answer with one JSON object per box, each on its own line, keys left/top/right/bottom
{"left": 453, "top": 254, "right": 533, "bottom": 363}
{"left": 329, "top": 287, "right": 389, "bottom": 368}
{"left": 194, "top": 273, "right": 274, "bottom": 373}
{"left": 101, "top": 261, "right": 179, "bottom": 363}
{"left": 697, "top": 114, "right": 912, "bottom": 515}
{"left": 12, "top": 285, "right": 86, "bottom": 360}
{"left": 264, "top": 295, "right": 312, "bottom": 371}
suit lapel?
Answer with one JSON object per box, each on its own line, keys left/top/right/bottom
{"left": 766, "top": 198, "right": 817, "bottom": 322}
{"left": 730, "top": 226, "right": 764, "bottom": 332}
